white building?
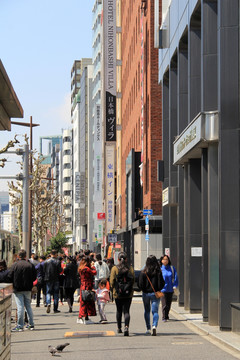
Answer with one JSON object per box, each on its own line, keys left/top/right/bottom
{"left": 62, "top": 129, "right": 73, "bottom": 233}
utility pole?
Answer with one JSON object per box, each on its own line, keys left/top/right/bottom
{"left": 22, "top": 144, "right": 29, "bottom": 257}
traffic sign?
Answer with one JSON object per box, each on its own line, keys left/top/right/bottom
{"left": 143, "top": 209, "right": 153, "bottom": 216}
{"left": 145, "top": 215, "right": 149, "bottom": 225}
{"left": 145, "top": 231, "right": 149, "bottom": 241}
{"left": 145, "top": 225, "right": 149, "bottom": 231}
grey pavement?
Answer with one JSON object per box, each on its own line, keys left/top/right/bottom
{"left": 10, "top": 296, "right": 240, "bottom": 360}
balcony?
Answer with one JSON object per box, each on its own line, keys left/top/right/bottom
{"left": 63, "top": 182, "right": 72, "bottom": 192}
{"left": 63, "top": 168, "right": 72, "bottom": 178}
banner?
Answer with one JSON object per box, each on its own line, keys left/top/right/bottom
{"left": 105, "top": 144, "right": 115, "bottom": 233}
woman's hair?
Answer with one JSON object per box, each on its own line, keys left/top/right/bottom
{"left": 144, "top": 255, "right": 160, "bottom": 276}
{"left": 96, "top": 253, "right": 102, "bottom": 265}
{"left": 99, "top": 278, "right": 107, "bottom": 287}
{"left": 117, "top": 251, "right": 129, "bottom": 273}
{"left": 159, "top": 254, "right": 171, "bottom": 266}
{"left": 78, "top": 256, "right": 91, "bottom": 272}
{"left": 0, "top": 260, "right": 7, "bottom": 272}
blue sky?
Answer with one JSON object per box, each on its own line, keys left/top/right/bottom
{"left": 0, "top": 0, "right": 93, "bottom": 189}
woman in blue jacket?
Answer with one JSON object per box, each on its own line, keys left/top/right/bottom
{"left": 160, "top": 255, "right": 178, "bottom": 321}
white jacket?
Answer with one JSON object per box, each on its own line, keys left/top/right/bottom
{"left": 95, "top": 261, "right": 110, "bottom": 280}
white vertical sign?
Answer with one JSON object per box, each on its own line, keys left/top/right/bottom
{"left": 105, "top": 144, "right": 115, "bottom": 233}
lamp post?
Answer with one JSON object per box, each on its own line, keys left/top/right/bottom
{"left": 11, "top": 116, "right": 40, "bottom": 256}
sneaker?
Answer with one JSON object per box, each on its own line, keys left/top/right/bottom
{"left": 11, "top": 326, "right": 23, "bottom": 332}
{"left": 152, "top": 326, "right": 157, "bottom": 336}
{"left": 117, "top": 328, "right": 122, "bottom": 333}
{"left": 25, "top": 325, "right": 34, "bottom": 330}
{"left": 145, "top": 329, "right": 151, "bottom": 335}
{"left": 54, "top": 310, "right": 61, "bottom": 313}
{"left": 124, "top": 326, "right": 129, "bottom": 336}
{"left": 46, "top": 305, "right": 51, "bottom": 313}
{"left": 77, "top": 318, "right": 85, "bottom": 324}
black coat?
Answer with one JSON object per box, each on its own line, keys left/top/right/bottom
{"left": 43, "top": 257, "right": 61, "bottom": 282}
{"left": 63, "top": 262, "right": 79, "bottom": 290}
{"left": 138, "top": 270, "right": 165, "bottom": 293}
{"left": 8, "top": 259, "right": 37, "bottom": 292}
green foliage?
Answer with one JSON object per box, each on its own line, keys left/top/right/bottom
{"left": 48, "top": 232, "right": 68, "bottom": 253}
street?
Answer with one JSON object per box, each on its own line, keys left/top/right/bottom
{"left": 10, "top": 298, "right": 240, "bottom": 360}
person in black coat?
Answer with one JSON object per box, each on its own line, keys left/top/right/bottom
{"left": 63, "top": 256, "right": 79, "bottom": 312}
{"left": 0, "top": 260, "right": 9, "bottom": 283}
{"left": 138, "top": 255, "right": 165, "bottom": 336}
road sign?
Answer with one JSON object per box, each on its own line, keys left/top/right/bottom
{"left": 145, "top": 215, "right": 149, "bottom": 225}
{"left": 145, "top": 225, "right": 149, "bottom": 231}
{"left": 145, "top": 231, "right": 149, "bottom": 241}
{"left": 143, "top": 209, "right": 153, "bottom": 216}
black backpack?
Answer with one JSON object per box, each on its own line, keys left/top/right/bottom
{"left": 115, "top": 270, "right": 133, "bottom": 297}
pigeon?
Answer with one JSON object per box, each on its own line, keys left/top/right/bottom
{"left": 56, "top": 343, "right": 70, "bottom": 352}
{"left": 48, "top": 345, "right": 58, "bottom": 356}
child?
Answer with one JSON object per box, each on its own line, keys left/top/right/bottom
{"left": 96, "top": 279, "right": 110, "bottom": 323}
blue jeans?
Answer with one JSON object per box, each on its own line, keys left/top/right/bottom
{"left": 46, "top": 281, "right": 60, "bottom": 311}
{"left": 142, "top": 292, "right": 160, "bottom": 329}
{"left": 14, "top": 291, "right": 34, "bottom": 328}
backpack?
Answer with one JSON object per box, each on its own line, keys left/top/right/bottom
{"left": 115, "top": 270, "right": 133, "bottom": 298}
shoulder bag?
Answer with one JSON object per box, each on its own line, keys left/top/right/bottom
{"left": 145, "top": 272, "right": 164, "bottom": 299}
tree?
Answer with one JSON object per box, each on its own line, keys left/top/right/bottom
{"left": 48, "top": 232, "right": 68, "bottom": 253}
{"left": 0, "top": 135, "right": 20, "bottom": 167}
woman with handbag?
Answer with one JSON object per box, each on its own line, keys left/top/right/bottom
{"left": 138, "top": 255, "right": 165, "bottom": 336}
{"left": 77, "top": 256, "right": 97, "bottom": 324}
{"left": 159, "top": 254, "right": 179, "bottom": 322}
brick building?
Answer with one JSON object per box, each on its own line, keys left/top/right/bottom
{"left": 118, "top": 0, "right": 162, "bottom": 268}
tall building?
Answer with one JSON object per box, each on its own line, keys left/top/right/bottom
{"left": 159, "top": 0, "right": 240, "bottom": 331}
{"left": 119, "top": 0, "right": 162, "bottom": 267}
{"left": 71, "top": 59, "right": 92, "bottom": 251}
{"left": 92, "top": 0, "right": 104, "bottom": 250}
{"left": 62, "top": 129, "right": 73, "bottom": 233}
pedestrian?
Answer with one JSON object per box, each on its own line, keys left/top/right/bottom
{"left": 8, "top": 249, "right": 36, "bottom": 331}
{"left": 138, "top": 255, "right": 165, "bottom": 336}
{"left": 29, "top": 253, "right": 39, "bottom": 266}
{"left": 0, "top": 260, "right": 9, "bottom": 282}
{"left": 110, "top": 251, "right": 135, "bottom": 336}
{"left": 35, "top": 255, "right": 46, "bottom": 307}
{"left": 94, "top": 253, "right": 110, "bottom": 289}
{"left": 58, "top": 256, "right": 66, "bottom": 305}
{"left": 44, "top": 250, "right": 62, "bottom": 314}
{"left": 159, "top": 254, "right": 178, "bottom": 321}
{"left": 77, "top": 256, "right": 97, "bottom": 324}
{"left": 63, "top": 256, "right": 79, "bottom": 313}
{"left": 96, "top": 278, "right": 110, "bottom": 323}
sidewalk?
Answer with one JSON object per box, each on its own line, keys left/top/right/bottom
{"left": 170, "top": 301, "right": 240, "bottom": 354}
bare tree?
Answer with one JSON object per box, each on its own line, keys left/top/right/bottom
{"left": 0, "top": 135, "right": 20, "bottom": 167}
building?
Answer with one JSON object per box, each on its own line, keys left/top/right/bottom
{"left": 159, "top": 0, "right": 240, "bottom": 331}
{"left": 62, "top": 129, "right": 73, "bottom": 233}
{"left": 119, "top": 0, "right": 162, "bottom": 267}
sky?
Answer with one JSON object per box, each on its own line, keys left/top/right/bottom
{"left": 0, "top": 0, "right": 93, "bottom": 190}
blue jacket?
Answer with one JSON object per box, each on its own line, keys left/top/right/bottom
{"left": 161, "top": 264, "right": 178, "bottom": 293}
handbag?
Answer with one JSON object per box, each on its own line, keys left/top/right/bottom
{"left": 145, "top": 273, "right": 164, "bottom": 298}
{"left": 171, "top": 266, "right": 180, "bottom": 296}
{"left": 81, "top": 289, "right": 95, "bottom": 302}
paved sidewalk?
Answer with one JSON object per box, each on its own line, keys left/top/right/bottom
{"left": 171, "top": 301, "right": 240, "bottom": 354}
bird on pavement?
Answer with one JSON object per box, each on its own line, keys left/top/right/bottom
{"left": 48, "top": 345, "right": 58, "bottom": 356}
{"left": 56, "top": 343, "right": 70, "bottom": 352}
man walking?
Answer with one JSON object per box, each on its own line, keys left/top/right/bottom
{"left": 44, "top": 249, "right": 62, "bottom": 313}
{"left": 8, "top": 249, "right": 36, "bottom": 332}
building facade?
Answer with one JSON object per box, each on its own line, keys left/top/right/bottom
{"left": 159, "top": 0, "right": 240, "bottom": 330}
{"left": 119, "top": 0, "right": 162, "bottom": 267}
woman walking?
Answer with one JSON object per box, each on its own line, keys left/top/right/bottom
{"left": 160, "top": 254, "right": 178, "bottom": 321}
{"left": 63, "top": 256, "right": 79, "bottom": 313}
{"left": 77, "top": 256, "right": 97, "bottom": 324}
{"left": 138, "top": 255, "right": 165, "bottom": 336}
{"left": 110, "top": 252, "right": 134, "bottom": 336}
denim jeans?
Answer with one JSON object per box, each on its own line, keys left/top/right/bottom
{"left": 142, "top": 292, "right": 160, "bottom": 329}
{"left": 46, "top": 281, "right": 59, "bottom": 311}
{"left": 14, "top": 291, "right": 34, "bottom": 328}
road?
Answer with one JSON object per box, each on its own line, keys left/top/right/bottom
{"left": 10, "top": 298, "right": 240, "bottom": 360}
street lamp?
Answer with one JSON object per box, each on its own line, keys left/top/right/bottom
{"left": 11, "top": 116, "right": 40, "bottom": 256}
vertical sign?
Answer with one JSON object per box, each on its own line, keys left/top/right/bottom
{"left": 95, "top": 104, "right": 103, "bottom": 242}
{"left": 104, "top": 0, "right": 116, "bottom": 141}
{"left": 106, "top": 144, "right": 115, "bottom": 233}
{"left": 140, "top": 8, "right": 144, "bottom": 186}
{"left": 75, "top": 172, "right": 80, "bottom": 203}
